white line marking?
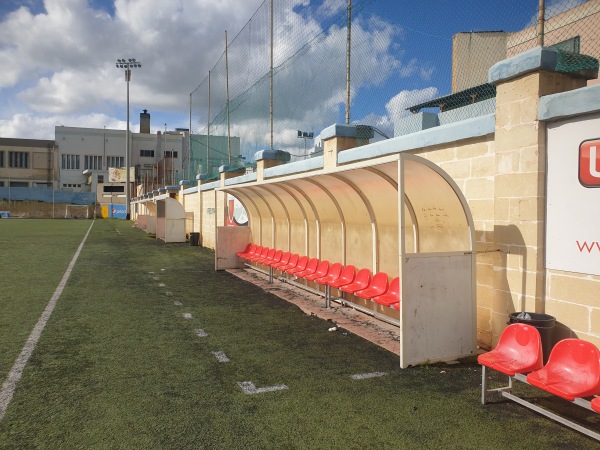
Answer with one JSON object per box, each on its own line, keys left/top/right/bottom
{"left": 195, "top": 329, "right": 208, "bottom": 337}
{"left": 165, "top": 291, "right": 173, "bottom": 296}
{"left": 173, "top": 300, "right": 182, "bottom": 306}
{"left": 211, "top": 351, "right": 230, "bottom": 362}
{"left": 183, "top": 313, "right": 192, "bottom": 319}
{"left": 158, "top": 283, "right": 166, "bottom": 287}
{"left": 0, "top": 220, "right": 95, "bottom": 422}
{"left": 350, "top": 372, "right": 387, "bottom": 380}
{"left": 238, "top": 381, "right": 288, "bottom": 394}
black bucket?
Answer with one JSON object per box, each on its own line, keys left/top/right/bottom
{"left": 509, "top": 312, "right": 556, "bottom": 363}
{"left": 189, "top": 232, "right": 200, "bottom": 246}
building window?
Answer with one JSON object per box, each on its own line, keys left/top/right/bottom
{"left": 62, "top": 154, "right": 80, "bottom": 170}
{"left": 84, "top": 155, "right": 103, "bottom": 170}
{"left": 0, "top": 181, "right": 4, "bottom": 187}
{"left": 0, "top": 151, "right": 3, "bottom": 167}
{"left": 98, "top": 175, "right": 104, "bottom": 183}
{"left": 9, "top": 152, "right": 29, "bottom": 168}
{"left": 164, "top": 150, "right": 178, "bottom": 158}
{"left": 10, "top": 181, "right": 29, "bottom": 188}
{"left": 106, "top": 156, "right": 124, "bottom": 168}
{"left": 140, "top": 149, "right": 154, "bottom": 157}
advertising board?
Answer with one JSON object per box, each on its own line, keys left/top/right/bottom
{"left": 546, "top": 113, "right": 600, "bottom": 275}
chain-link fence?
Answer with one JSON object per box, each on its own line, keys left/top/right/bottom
{"left": 188, "top": 0, "right": 599, "bottom": 181}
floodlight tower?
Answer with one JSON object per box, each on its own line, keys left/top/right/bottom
{"left": 115, "top": 58, "right": 142, "bottom": 220}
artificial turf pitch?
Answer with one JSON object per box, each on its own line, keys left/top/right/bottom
{"left": 0, "top": 219, "right": 598, "bottom": 449}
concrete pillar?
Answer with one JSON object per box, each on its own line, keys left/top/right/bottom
{"left": 320, "top": 124, "right": 373, "bottom": 170}
{"left": 254, "top": 150, "right": 291, "bottom": 182}
{"left": 488, "top": 46, "right": 594, "bottom": 345}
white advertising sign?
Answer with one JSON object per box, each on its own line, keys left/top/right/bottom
{"left": 108, "top": 167, "right": 135, "bottom": 183}
{"left": 546, "top": 112, "right": 600, "bottom": 275}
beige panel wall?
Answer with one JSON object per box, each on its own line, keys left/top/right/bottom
{"left": 547, "top": 270, "right": 600, "bottom": 348}
{"left": 201, "top": 190, "right": 216, "bottom": 249}
{"left": 416, "top": 137, "right": 496, "bottom": 347}
{"left": 183, "top": 191, "right": 201, "bottom": 234}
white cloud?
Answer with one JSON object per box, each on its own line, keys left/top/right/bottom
{"left": 0, "top": 0, "right": 265, "bottom": 138}
{"left": 0, "top": 112, "right": 125, "bottom": 140}
{"left": 0, "top": 0, "right": 436, "bottom": 149}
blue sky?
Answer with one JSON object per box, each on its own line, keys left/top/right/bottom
{"left": 0, "top": 0, "right": 582, "bottom": 147}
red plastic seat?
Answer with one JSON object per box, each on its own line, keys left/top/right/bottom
{"left": 286, "top": 255, "right": 309, "bottom": 275}
{"left": 236, "top": 243, "right": 254, "bottom": 258}
{"left": 249, "top": 246, "right": 269, "bottom": 262}
{"left": 239, "top": 244, "right": 260, "bottom": 260}
{"left": 372, "top": 277, "right": 400, "bottom": 306}
{"left": 390, "top": 302, "right": 400, "bottom": 310}
{"left": 478, "top": 323, "right": 543, "bottom": 376}
{"left": 527, "top": 339, "right": 600, "bottom": 401}
{"left": 255, "top": 248, "right": 276, "bottom": 264}
{"left": 591, "top": 396, "right": 600, "bottom": 413}
{"left": 269, "top": 251, "right": 290, "bottom": 268}
{"left": 340, "top": 268, "right": 371, "bottom": 294}
{"left": 266, "top": 249, "right": 283, "bottom": 266}
{"left": 327, "top": 265, "right": 356, "bottom": 289}
{"left": 293, "top": 258, "right": 319, "bottom": 279}
{"left": 277, "top": 253, "right": 299, "bottom": 272}
{"left": 304, "top": 260, "right": 330, "bottom": 281}
{"left": 355, "top": 272, "right": 389, "bottom": 300}
{"left": 315, "top": 262, "right": 343, "bottom": 286}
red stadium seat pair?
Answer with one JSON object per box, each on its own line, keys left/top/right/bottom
{"left": 478, "top": 323, "right": 600, "bottom": 439}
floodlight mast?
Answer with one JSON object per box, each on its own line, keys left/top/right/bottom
{"left": 115, "top": 58, "right": 142, "bottom": 220}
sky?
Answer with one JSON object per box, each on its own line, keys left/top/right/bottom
{"left": 0, "top": 0, "right": 265, "bottom": 139}
{"left": 0, "top": 0, "right": 582, "bottom": 148}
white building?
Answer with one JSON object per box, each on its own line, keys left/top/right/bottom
{"left": 55, "top": 110, "right": 187, "bottom": 195}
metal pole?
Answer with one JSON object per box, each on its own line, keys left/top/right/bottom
{"left": 270, "top": 0, "right": 274, "bottom": 150}
{"left": 225, "top": 30, "right": 232, "bottom": 164}
{"left": 189, "top": 93, "right": 192, "bottom": 180}
{"left": 207, "top": 71, "right": 211, "bottom": 177}
{"left": 116, "top": 59, "right": 141, "bottom": 219}
{"left": 126, "top": 68, "right": 131, "bottom": 220}
{"left": 345, "top": 0, "right": 352, "bottom": 125}
{"left": 51, "top": 146, "right": 55, "bottom": 218}
{"left": 537, "top": 0, "right": 545, "bottom": 46}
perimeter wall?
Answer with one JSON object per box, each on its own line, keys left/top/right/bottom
{"left": 150, "top": 48, "right": 600, "bottom": 351}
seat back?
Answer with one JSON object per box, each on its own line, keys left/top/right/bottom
{"left": 302, "top": 258, "right": 320, "bottom": 274}
{"left": 314, "top": 261, "right": 329, "bottom": 277}
{"left": 263, "top": 248, "right": 276, "bottom": 261}
{"left": 288, "top": 255, "right": 308, "bottom": 273}
{"left": 544, "top": 339, "right": 600, "bottom": 394}
{"left": 325, "top": 262, "right": 343, "bottom": 281}
{"left": 276, "top": 252, "right": 291, "bottom": 266}
{"left": 337, "top": 264, "right": 356, "bottom": 284}
{"left": 256, "top": 247, "right": 269, "bottom": 259}
{"left": 354, "top": 268, "right": 371, "bottom": 288}
{"left": 284, "top": 253, "right": 299, "bottom": 269}
{"left": 489, "top": 323, "right": 543, "bottom": 373}
{"left": 368, "top": 272, "right": 389, "bottom": 293}
{"left": 305, "top": 260, "right": 329, "bottom": 280}
{"left": 387, "top": 277, "right": 400, "bottom": 295}
{"left": 269, "top": 250, "right": 283, "bottom": 265}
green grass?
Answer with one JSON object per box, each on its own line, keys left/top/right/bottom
{"left": 0, "top": 219, "right": 599, "bottom": 449}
